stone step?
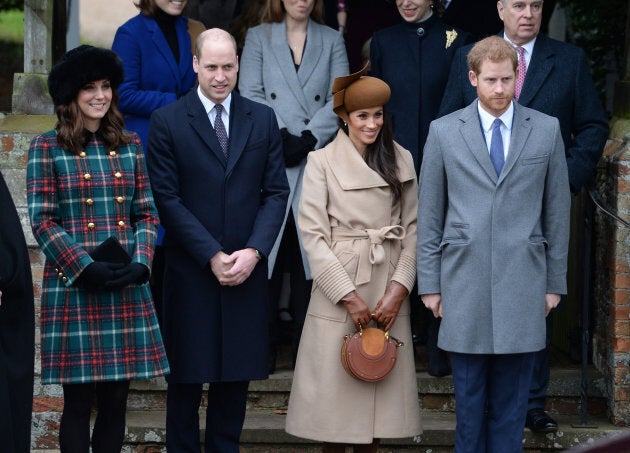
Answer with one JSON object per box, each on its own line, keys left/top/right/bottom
{"left": 126, "top": 367, "right": 608, "bottom": 417}
{"left": 122, "top": 409, "right": 626, "bottom": 452}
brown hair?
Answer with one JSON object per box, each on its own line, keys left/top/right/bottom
{"left": 261, "top": 0, "right": 324, "bottom": 23}
{"left": 467, "top": 36, "right": 518, "bottom": 74}
{"left": 338, "top": 112, "right": 402, "bottom": 204}
{"left": 55, "top": 89, "right": 130, "bottom": 154}
{"left": 134, "top": 0, "right": 157, "bottom": 17}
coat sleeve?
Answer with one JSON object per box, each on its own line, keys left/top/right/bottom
{"left": 390, "top": 152, "right": 418, "bottom": 293}
{"left": 112, "top": 22, "right": 179, "bottom": 117}
{"left": 302, "top": 32, "right": 349, "bottom": 148}
{"left": 543, "top": 119, "right": 571, "bottom": 294}
{"left": 416, "top": 122, "right": 447, "bottom": 295}
{"left": 128, "top": 135, "right": 159, "bottom": 269}
{"left": 27, "top": 135, "right": 93, "bottom": 286}
{"left": 438, "top": 46, "right": 469, "bottom": 118}
{"left": 243, "top": 109, "right": 290, "bottom": 256}
{"left": 563, "top": 48, "right": 609, "bottom": 193}
{"left": 298, "top": 152, "right": 356, "bottom": 304}
{"left": 145, "top": 109, "right": 224, "bottom": 266}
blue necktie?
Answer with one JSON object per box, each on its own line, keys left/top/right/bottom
{"left": 214, "top": 104, "right": 229, "bottom": 158}
{"left": 489, "top": 118, "right": 504, "bottom": 176}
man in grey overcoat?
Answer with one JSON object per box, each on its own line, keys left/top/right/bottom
{"left": 417, "top": 36, "right": 570, "bottom": 453}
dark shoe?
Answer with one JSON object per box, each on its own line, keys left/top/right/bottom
{"left": 526, "top": 409, "right": 558, "bottom": 432}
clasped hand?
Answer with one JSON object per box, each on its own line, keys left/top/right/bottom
{"left": 210, "top": 249, "right": 258, "bottom": 286}
{"left": 78, "top": 261, "right": 149, "bottom": 290}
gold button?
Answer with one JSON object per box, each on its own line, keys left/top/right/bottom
{"left": 86, "top": 198, "right": 94, "bottom": 205}
{"left": 118, "top": 221, "right": 125, "bottom": 227}
{"left": 87, "top": 222, "right": 95, "bottom": 229}
{"left": 55, "top": 268, "right": 59, "bottom": 272}
{"left": 114, "top": 172, "right": 122, "bottom": 178}
{"left": 62, "top": 277, "right": 68, "bottom": 283}
{"left": 79, "top": 151, "right": 86, "bottom": 157}
{"left": 109, "top": 150, "right": 116, "bottom": 156}
{"left": 116, "top": 196, "right": 124, "bottom": 204}
{"left": 84, "top": 173, "right": 91, "bottom": 180}
{"left": 58, "top": 272, "right": 63, "bottom": 278}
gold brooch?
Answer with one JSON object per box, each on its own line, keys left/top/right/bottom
{"left": 445, "top": 29, "right": 458, "bottom": 49}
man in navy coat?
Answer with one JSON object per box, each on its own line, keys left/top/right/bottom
{"left": 146, "top": 28, "right": 289, "bottom": 452}
{"left": 438, "top": 0, "right": 609, "bottom": 433}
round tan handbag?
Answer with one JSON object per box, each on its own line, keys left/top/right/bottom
{"left": 341, "top": 326, "right": 403, "bottom": 382}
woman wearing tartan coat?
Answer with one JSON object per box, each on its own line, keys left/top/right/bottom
{"left": 285, "top": 68, "right": 421, "bottom": 452}
{"left": 27, "top": 46, "right": 169, "bottom": 452}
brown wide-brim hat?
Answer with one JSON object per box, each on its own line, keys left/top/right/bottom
{"left": 332, "top": 64, "right": 391, "bottom": 121}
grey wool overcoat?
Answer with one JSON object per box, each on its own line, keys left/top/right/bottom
{"left": 285, "top": 131, "right": 422, "bottom": 443}
{"left": 238, "top": 18, "right": 349, "bottom": 278}
{"left": 417, "top": 101, "right": 571, "bottom": 354}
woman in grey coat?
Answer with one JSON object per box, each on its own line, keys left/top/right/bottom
{"left": 239, "top": 0, "right": 348, "bottom": 370}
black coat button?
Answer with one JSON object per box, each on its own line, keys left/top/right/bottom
{"left": 315, "top": 95, "right": 321, "bottom": 101}
{"left": 271, "top": 93, "right": 276, "bottom": 99}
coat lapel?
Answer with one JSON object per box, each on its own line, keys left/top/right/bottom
{"left": 459, "top": 101, "right": 498, "bottom": 183}
{"left": 296, "top": 20, "right": 323, "bottom": 87}
{"left": 517, "top": 35, "right": 553, "bottom": 106}
{"left": 144, "top": 16, "right": 180, "bottom": 85}
{"left": 187, "top": 92, "right": 227, "bottom": 167}
{"left": 498, "top": 103, "right": 532, "bottom": 184}
{"left": 271, "top": 22, "right": 309, "bottom": 110}
{"left": 226, "top": 93, "right": 253, "bottom": 176}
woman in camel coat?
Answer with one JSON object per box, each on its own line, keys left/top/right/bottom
{"left": 285, "top": 68, "right": 421, "bottom": 451}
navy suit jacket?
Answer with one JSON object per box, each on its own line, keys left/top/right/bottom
{"left": 146, "top": 90, "right": 289, "bottom": 382}
{"left": 439, "top": 34, "right": 609, "bottom": 192}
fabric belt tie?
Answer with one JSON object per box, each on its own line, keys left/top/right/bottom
{"left": 331, "top": 225, "right": 406, "bottom": 285}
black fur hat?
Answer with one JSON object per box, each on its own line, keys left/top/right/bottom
{"left": 47, "top": 45, "right": 125, "bottom": 106}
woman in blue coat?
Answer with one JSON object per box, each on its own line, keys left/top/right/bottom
{"left": 239, "top": 0, "right": 348, "bottom": 371}
{"left": 112, "top": 0, "right": 201, "bottom": 149}
{"left": 27, "top": 46, "right": 169, "bottom": 452}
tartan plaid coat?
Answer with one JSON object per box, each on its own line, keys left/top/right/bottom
{"left": 27, "top": 129, "right": 169, "bottom": 384}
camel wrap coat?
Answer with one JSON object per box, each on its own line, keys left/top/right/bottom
{"left": 285, "top": 131, "right": 422, "bottom": 443}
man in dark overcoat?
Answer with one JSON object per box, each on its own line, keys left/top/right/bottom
{"left": 146, "top": 28, "right": 289, "bottom": 452}
{"left": 438, "top": 0, "right": 609, "bottom": 432}
{"left": 0, "top": 170, "right": 34, "bottom": 453}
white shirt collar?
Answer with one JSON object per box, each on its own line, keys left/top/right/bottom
{"left": 477, "top": 100, "right": 514, "bottom": 133}
{"left": 197, "top": 86, "right": 232, "bottom": 118}
{"left": 503, "top": 34, "right": 536, "bottom": 68}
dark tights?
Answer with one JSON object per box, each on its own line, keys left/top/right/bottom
{"left": 323, "top": 440, "right": 380, "bottom": 452}
{"left": 60, "top": 380, "right": 130, "bottom": 453}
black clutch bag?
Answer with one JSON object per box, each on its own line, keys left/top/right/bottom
{"left": 89, "top": 237, "right": 132, "bottom": 264}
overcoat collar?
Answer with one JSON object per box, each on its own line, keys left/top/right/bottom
{"left": 270, "top": 19, "right": 323, "bottom": 113}
{"left": 186, "top": 90, "right": 253, "bottom": 176}
{"left": 325, "top": 130, "right": 416, "bottom": 190}
{"left": 458, "top": 100, "right": 532, "bottom": 185}
{"left": 496, "top": 31, "right": 553, "bottom": 106}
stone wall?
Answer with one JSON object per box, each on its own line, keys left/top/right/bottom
{"left": 592, "top": 118, "right": 630, "bottom": 426}
{"left": 0, "top": 114, "right": 63, "bottom": 448}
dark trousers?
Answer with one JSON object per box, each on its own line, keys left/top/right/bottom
{"left": 268, "top": 211, "right": 312, "bottom": 367}
{"left": 528, "top": 314, "right": 553, "bottom": 411}
{"left": 59, "top": 380, "right": 130, "bottom": 453}
{"left": 166, "top": 381, "right": 249, "bottom": 453}
{"left": 450, "top": 351, "right": 535, "bottom": 453}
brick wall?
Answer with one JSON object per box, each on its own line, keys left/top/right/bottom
{"left": 592, "top": 118, "right": 630, "bottom": 426}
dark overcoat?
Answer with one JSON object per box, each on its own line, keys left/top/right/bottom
{"left": 438, "top": 33, "right": 609, "bottom": 192}
{"left": 146, "top": 90, "right": 289, "bottom": 382}
{"left": 370, "top": 14, "right": 472, "bottom": 174}
{"left": 0, "top": 171, "right": 34, "bottom": 453}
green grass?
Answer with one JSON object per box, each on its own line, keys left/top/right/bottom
{"left": 0, "top": 9, "right": 23, "bottom": 42}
